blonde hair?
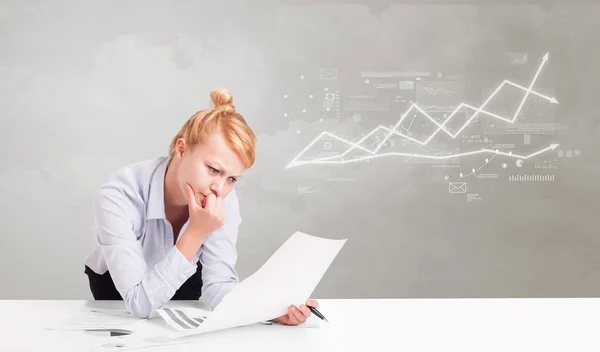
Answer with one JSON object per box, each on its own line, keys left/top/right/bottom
{"left": 169, "top": 88, "right": 256, "bottom": 168}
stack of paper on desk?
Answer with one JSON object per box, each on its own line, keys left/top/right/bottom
{"left": 156, "top": 231, "right": 346, "bottom": 338}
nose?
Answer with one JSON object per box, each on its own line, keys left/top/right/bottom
{"left": 209, "top": 178, "right": 226, "bottom": 197}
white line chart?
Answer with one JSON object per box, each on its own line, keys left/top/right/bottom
{"left": 286, "top": 53, "right": 559, "bottom": 169}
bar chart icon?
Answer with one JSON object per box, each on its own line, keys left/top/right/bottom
{"left": 509, "top": 174, "right": 555, "bottom": 182}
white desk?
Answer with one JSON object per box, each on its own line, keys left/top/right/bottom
{"left": 2, "top": 298, "right": 600, "bottom": 351}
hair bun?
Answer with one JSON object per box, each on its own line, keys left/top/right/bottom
{"left": 210, "top": 88, "right": 235, "bottom": 113}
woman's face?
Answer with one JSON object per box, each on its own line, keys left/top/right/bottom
{"left": 175, "top": 130, "right": 246, "bottom": 206}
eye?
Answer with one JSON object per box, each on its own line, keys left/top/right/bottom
{"left": 208, "top": 166, "right": 219, "bottom": 174}
{"left": 229, "top": 177, "right": 238, "bottom": 183}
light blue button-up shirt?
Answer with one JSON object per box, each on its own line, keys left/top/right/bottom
{"left": 84, "top": 156, "right": 241, "bottom": 318}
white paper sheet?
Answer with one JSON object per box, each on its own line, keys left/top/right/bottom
{"left": 157, "top": 231, "right": 346, "bottom": 338}
{"left": 156, "top": 307, "right": 282, "bottom": 331}
{"left": 156, "top": 307, "right": 211, "bottom": 330}
{"left": 46, "top": 306, "right": 146, "bottom": 332}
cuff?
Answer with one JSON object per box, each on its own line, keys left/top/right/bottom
{"left": 156, "top": 246, "right": 198, "bottom": 291}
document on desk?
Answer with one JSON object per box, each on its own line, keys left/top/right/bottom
{"left": 157, "top": 231, "right": 346, "bottom": 338}
{"left": 46, "top": 306, "right": 146, "bottom": 332}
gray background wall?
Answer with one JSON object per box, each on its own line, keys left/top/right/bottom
{"left": 1, "top": 0, "right": 599, "bottom": 299}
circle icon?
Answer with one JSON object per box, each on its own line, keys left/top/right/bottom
{"left": 324, "top": 141, "right": 332, "bottom": 150}
{"left": 516, "top": 159, "right": 524, "bottom": 167}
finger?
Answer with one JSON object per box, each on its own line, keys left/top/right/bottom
{"left": 204, "top": 194, "right": 216, "bottom": 212}
{"left": 306, "top": 299, "right": 318, "bottom": 308}
{"left": 285, "top": 306, "right": 299, "bottom": 325}
{"left": 289, "top": 305, "right": 306, "bottom": 324}
{"left": 185, "top": 184, "right": 199, "bottom": 208}
{"left": 271, "top": 315, "right": 288, "bottom": 325}
{"left": 299, "top": 304, "right": 311, "bottom": 317}
{"left": 214, "top": 196, "right": 223, "bottom": 216}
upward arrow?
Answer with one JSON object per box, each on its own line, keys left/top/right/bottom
{"left": 511, "top": 52, "right": 550, "bottom": 122}
{"left": 540, "top": 53, "right": 558, "bottom": 104}
{"left": 286, "top": 53, "right": 560, "bottom": 168}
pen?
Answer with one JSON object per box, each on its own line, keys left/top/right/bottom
{"left": 84, "top": 329, "right": 132, "bottom": 337}
{"left": 307, "top": 305, "right": 329, "bottom": 323}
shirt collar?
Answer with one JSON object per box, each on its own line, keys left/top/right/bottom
{"left": 146, "top": 157, "right": 170, "bottom": 220}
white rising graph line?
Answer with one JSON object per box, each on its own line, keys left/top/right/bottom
{"left": 286, "top": 53, "right": 558, "bottom": 169}
{"left": 291, "top": 144, "right": 559, "bottom": 167}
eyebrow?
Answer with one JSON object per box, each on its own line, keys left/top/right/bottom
{"left": 209, "top": 161, "right": 242, "bottom": 179}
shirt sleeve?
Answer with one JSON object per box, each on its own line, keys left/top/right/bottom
{"left": 93, "top": 185, "right": 198, "bottom": 319}
{"left": 199, "top": 189, "right": 242, "bottom": 310}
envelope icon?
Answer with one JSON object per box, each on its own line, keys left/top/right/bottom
{"left": 448, "top": 182, "right": 466, "bottom": 193}
{"left": 319, "top": 68, "right": 338, "bottom": 79}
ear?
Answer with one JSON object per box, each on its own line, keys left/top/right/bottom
{"left": 175, "top": 138, "right": 187, "bottom": 159}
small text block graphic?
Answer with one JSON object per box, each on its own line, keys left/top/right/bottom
{"left": 509, "top": 174, "right": 555, "bottom": 182}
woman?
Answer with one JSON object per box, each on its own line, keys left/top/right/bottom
{"left": 84, "top": 88, "right": 317, "bottom": 324}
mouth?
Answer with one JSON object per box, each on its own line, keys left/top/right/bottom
{"left": 196, "top": 192, "right": 207, "bottom": 208}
